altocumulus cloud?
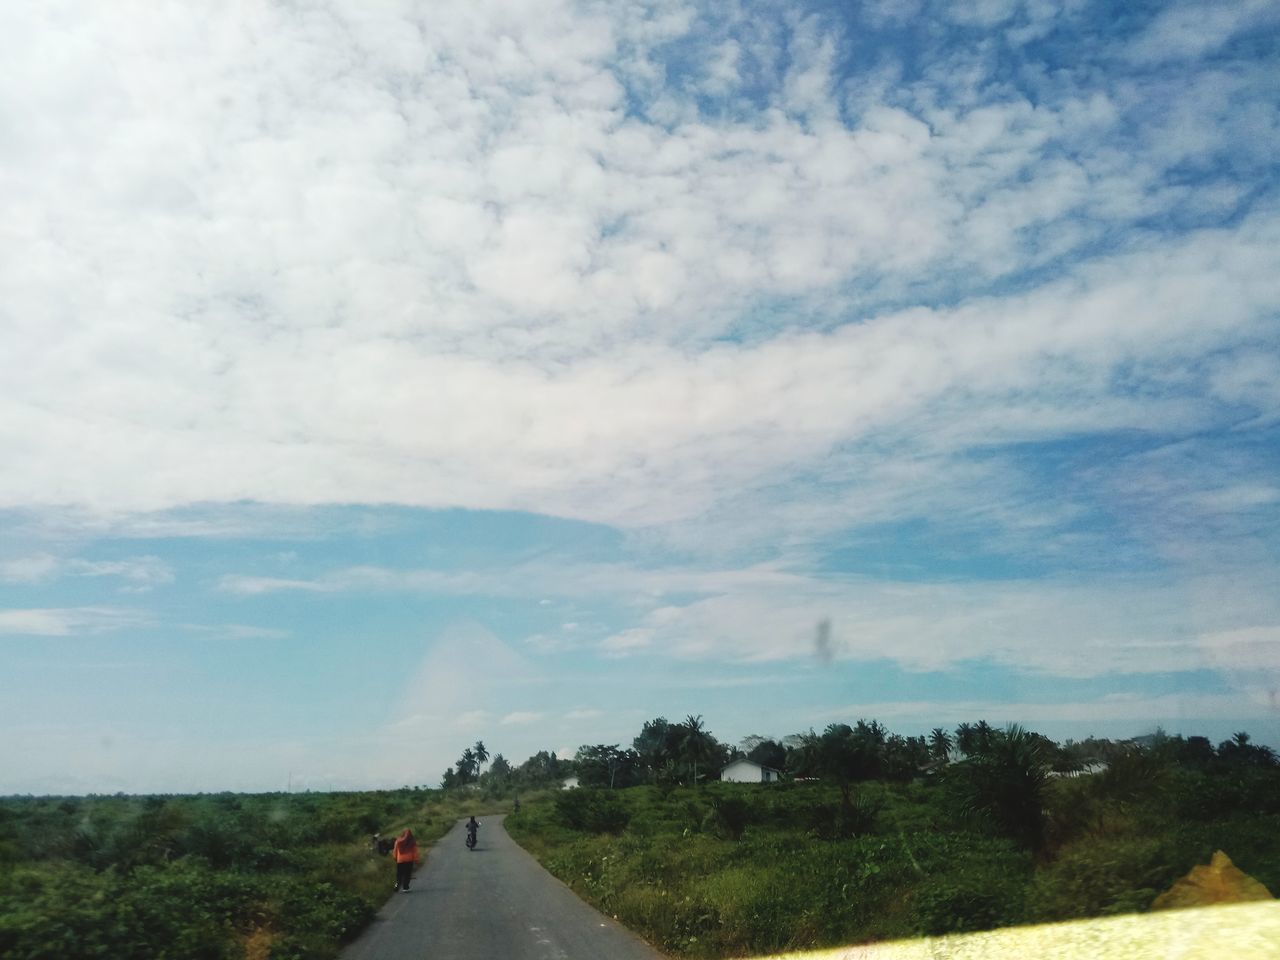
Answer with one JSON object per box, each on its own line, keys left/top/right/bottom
{"left": 1, "top": 0, "right": 1278, "bottom": 717}
{"left": 1, "top": 0, "right": 1277, "bottom": 548}
{"left": 0, "top": 607, "right": 148, "bottom": 636}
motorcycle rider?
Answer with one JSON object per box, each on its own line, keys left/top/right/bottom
{"left": 465, "top": 815, "right": 480, "bottom": 848}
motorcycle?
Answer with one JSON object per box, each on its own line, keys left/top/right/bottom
{"left": 465, "top": 827, "right": 477, "bottom": 850}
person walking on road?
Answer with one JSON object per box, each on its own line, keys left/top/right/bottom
{"left": 392, "top": 828, "right": 419, "bottom": 892}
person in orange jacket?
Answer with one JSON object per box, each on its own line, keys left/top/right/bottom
{"left": 392, "top": 828, "right": 419, "bottom": 892}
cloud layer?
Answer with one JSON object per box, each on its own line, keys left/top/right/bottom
{"left": 2, "top": 2, "right": 1278, "bottom": 791}
{"left": 2, "top": 0, "right": 1277, "bottom": 549}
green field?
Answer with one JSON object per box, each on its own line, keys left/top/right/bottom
{"left": 3, "top": 730, "right": 1277, "bottom": 960}
{"left": 506, "top": 767, "right": 1280, "bottom": 958}
{"left": 0, "top": 788, "right": 508, "bottom": 960}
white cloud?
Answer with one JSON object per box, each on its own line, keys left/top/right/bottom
{"left": 210, "top": 549, "right": 1280, "bottom": 683}
{"left": 454, "top": 710, "right": 491, "bottom": 729}
{"left": 0, "top": 553, "right": 172, "bottom": 589}
{"left": 576, "top": 561, "right": 1280, "bottom": 682}
{"left": 945, "top": 0, "right": 1022, "bottom": 27}
{"left": 1187, "top": 485, "right": 1280, "bottom": 514}
{"left": 0, "top": 607, "right": 146, "bottom": 636}
{"left": 0, "top": 554, "right": 60, "bottom": 583}
{"left": 67, "top": 556, "right": 174, "bottom": 589}
{"left": 701, "top": 39, "right": 742, "bottom": 96}
{"left": 217, "top": 575, "right": 331, "bottom": 595}
{"left": 180, "top": 623, "right": 291, "bottom": 641}
{"left": 1197, "top": 625, "right": 1280, "bottom": 712}
{"left": 1125, "top": 0, "right": 1276, "bottom": 65}
{"left": 501, "top": 711, "right": 544, "bottom": 726}
{"left": 0, "top": 0, "right": 1274, "bottom": 550}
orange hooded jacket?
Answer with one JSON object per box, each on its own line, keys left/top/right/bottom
{"left": 393, "top": 829, "right": 419, "bottom": 863}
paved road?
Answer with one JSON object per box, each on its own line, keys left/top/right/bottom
{"left": 341, "top": 815, "right": 667, "bottom": 960}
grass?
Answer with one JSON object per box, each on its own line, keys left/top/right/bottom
{"left": 505, "top": 775, "right": 1280, "bottom": 959}
{"left": 0, "top": 788, "right": 518, "bottom": 960}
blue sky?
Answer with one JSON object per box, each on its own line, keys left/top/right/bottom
{"left": 1, "top": 0, "right": 1278, "bottom": 793}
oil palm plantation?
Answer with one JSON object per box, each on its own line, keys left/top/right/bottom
{"left": 955, "top": 723, "right": 1051, "bottom": 854}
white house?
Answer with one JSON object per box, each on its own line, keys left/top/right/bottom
{"left": 720, "top": 759, "right": 781, "bottom": 783}
{"left": 1049, "top": 761, "right": 1109, "bottom": 779}
{"left": 560, "top": 775, "right": 580, "bottom": 790}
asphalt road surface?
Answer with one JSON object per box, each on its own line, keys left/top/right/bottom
{"left": 341, "top": 815, "right": 667, "bottom": 960}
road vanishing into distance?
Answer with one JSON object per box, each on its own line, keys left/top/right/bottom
{"left": 341, "top": 814, "right": 667, "bottom": 960}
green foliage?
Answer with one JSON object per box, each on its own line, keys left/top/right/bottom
{"left": 948, "top": 724, "right": 1051, "bottom": 853}
{"left": 554, "top": 788, "right": 631, "bottom": 833}
{"left": 0, "top": 787, "right": 450, "bottom": 960}
{"left": 1171, "top": 765, "right": 1280, "bottom": 820}
{"left": 704, "top": 793, "right": 753, "bottom": 840}
{"left": 575, "top": 744, "right": 640, "bottom": 789}
{"left": 912, "top": 878, "right": 1018, "bottom": 935}
{"left": 1026, "top": 835, "right": 1183, "bottom": 921}
{"left": 511, "top": 782, "right": 1038, "bottom": 957}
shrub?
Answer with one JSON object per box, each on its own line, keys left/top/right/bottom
{"left": 704, "top": 794, "right": 753, "bottom": 840}
{"left": 913, "top": 878, "right": 1019, "bottom": 935}
{"left": 554, "top": 789, "right": 631, "bottom": 834}
{"left": 1027, "top": 836, "right": 1183, "bottom": 921}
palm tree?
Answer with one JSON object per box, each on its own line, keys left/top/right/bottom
{"left": 459, "top": 747, "right": 477, "bottom": 784}
{"left": 974, "top": 720, "right": 995, "bottom": 755}
{"left": 633, "top": 717, "right": 675, "bottom": 783}
{"left": 681, "top": 715, "right": 712, "bottom": 785}
{"left": 929, "top": 728, "right": 953, "bottom": 763}
{"left": 955, "top": 722, "right": 976, "bottom": 757}
{"left": 957, "top": 724, "right": 1051, "bottom": 853}
{"left": 474, "top": 740, "right": 490, "bottom": 776}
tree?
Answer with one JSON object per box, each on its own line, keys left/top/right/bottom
{"left": 742, "top": 735, "right": 787, "bottom": 771}
{"left": 680, "top": 715, "right": 714, "bottom": 784}
{"left": 953, "top": 724, "right": 1051, "bottom": 853}
{"left": 1218, "top": 730, "right": 1278, "bottom": 768}
{"left": 486, "top": 754, "right": 512, "bottom": 782}
{"left": 882, "top": 734, "right": 929, "bottom": 780}
{"left": 458, "top": 747, "right": 478, "bottom": 784}
{"left": 514, "top": 749, "right": 566, "bottom": 787}
{"left": 575, "top": 745, "right": 638, "bottom": 789}
{"left": 473, "top": 740, "right": 490, "bottom": 775}
{"left": 793, "top": 723, "right": 883, "bottom": 815}
{"left": 929, "top": 728, "right": 953, "bottom": 763}
{"left": 973, "top": 720, "right": 995, "bottom": 755}
{"left": 633, "top": 717, "right": 679, "bottom": 782}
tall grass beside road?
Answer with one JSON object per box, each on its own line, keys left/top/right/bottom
{"left": 505, "top": 775, "right": 1280, "bottom": 958}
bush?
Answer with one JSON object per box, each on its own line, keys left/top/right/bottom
{"left": 1027, "top": 836, "right": 1183, "bottom": 921}
{"left": 913, "top": 878, "right": 1020, "bottom": 935}
{"left": 704, "top": 794, "right": 754, "bottom": 840}
{"left": 0, "top": 788, "right": 447, "bottom": 960}
{"left": 554, "top": 789, "right": 631, "bottom": 834}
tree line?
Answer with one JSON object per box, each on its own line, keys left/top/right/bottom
{"left": 443, "top": 716, "right": 1278, "bottom": 803}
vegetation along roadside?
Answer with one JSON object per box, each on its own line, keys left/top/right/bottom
{"left": 504, "top": 719, "right": 1280, "bottom": 958}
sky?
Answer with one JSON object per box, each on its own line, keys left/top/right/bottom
{"left": 1, "top": 0, "right": 1278, "bottom": 794}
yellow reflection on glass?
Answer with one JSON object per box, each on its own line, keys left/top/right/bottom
{"left": 753, "top": 903, "right": 1280, "bottom": 960}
